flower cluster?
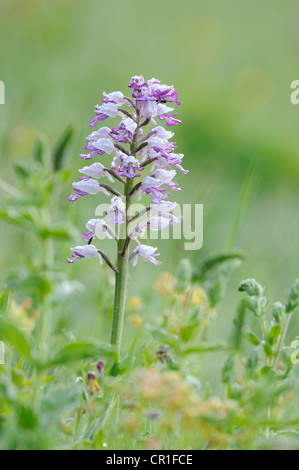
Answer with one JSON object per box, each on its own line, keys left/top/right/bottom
{"left": 68, "top": 75, "right": 187, "bottom": 269}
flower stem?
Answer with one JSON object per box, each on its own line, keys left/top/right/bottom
{"left": 110, "top": 179, "right": 133, "bottom": 358}
{"left": 110, "top": 113, "right": 140, "bottom": 358}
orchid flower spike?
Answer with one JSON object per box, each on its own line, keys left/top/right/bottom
{"left": 67, "top": 74, "right": 186, "bottom": 354}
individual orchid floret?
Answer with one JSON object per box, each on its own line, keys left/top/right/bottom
{"left": 129, "top": 244, "right": 162, "bottom": 267}
{"left": 68, "top": 179, "right": 110, "bottom": 202}
{"left": 68, "top": 244, "right": 118, "bottom": 273}
{"left": 81, "top": 218, "right": 118, "bottom": 243}
{"left": 105, "top": 196, "right": 126, "bottom": 225}
{"left": 80, "top": 137, "right": 114, "bottom": 161}
{"left": 152, "top": 126, "right": 174, "bottom": 140}
{"left": 80, "top": 141, "right": 114, "bottom": 161}
{"left": 138, "top": 176, "right": 169, "bottom": 204}
{"left": 110, "top": 151, "right": 125, "bottom": 170}
{"left": 152, "top": 169, "right": 180, "bottom": 191}
{"left": 138, "top": 135, "right": 177, "bottom": 163}
{"left": 79, "top": 162, "right": 114, "bottom": 182}
{"left": 128, "top": 75, "right": 146, "bottom": 90}
{"left": 153, "top": 151, "right": 188, "bottom": 174}
{"left": 87, "top": 127, "right": 112, "bottom": 140}
{"left": 111, "top": 117, "right": 137, "bottom": 143}
{"left": 148, "top": 79, "right": 181, "bottom": 105}
{"left": 129, "top": 216, "right": 170, "bottom": 242}
{"left": 90, "top": 102, "right": 119, "bottom": 127}
{"left": 117, "top": 156, "right": 142, "bottom": 179}
{"left": 139, "top": 98, "right": 159, "bottom": 120}
{"left": 67, "top": 244, "right": 102, "bottom": 264}
{"left": 156, "top": 104, "right": 181, "bottom": 126}
{"left": 102, "top": 91, "right": 125, "bottom": 105}
{"left": 150, "top": 201, "right": 182, "bottom": 224}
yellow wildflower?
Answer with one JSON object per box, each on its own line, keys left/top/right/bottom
{"left": 129, "top": 314, "right": 143, "bottom": 329}
{"left": 128, "top": 296, "right": 143, "bottom": 311}
{"left": 155, "top": 272, "right": 177, "bottom": 296}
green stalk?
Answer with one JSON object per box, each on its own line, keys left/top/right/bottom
{"left": 110, "top": 114, "right": 140, "bottom": 358}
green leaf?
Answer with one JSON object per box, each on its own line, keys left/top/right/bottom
{"left": 246, "top": 350, "right": 260, "bottom": 375}
{"left": 33, "top": 135, "right": 49, "bottom": 165}
{"left": 17, "top": 405, "right": 38, "bottom": 429}
{"left": 110, "top": 357, "right": 131, "bottom": 376}
{"left": 47, "top": 342, "right": 116, "bottom": 367}
{"left": 38, "top": 224, "right": 72, "bottom": 241}
{"left": 245, "top": 331, "right": 261, "bottom": 346}
{"left": 263, "top": 343, "right": 274, "bottom": 358}
{"left": 52, "top": 125, "right": 75, "bottom": 171}
{"left": 182, "top": 342, "right": 228, "bottom": 355}
{"left": 222, "top": 353, "right": 235, "bottom": 384}
{"left": 0, "top": 321, "right": 31, "bottom": 358}
{"left": 193, "top": 251, "right": 245, "bottom": 282}
{"left": 0, "top": 208, "right": 36, "bottom": 233}
{"left": 180, "top": 321, "right": 200, "bottom": 342}
{"left": 267, "top": 324, "right": 282, "bottom": 346}
{"left": 14, "top": 164, "right": 30, "bottom": 179}
{"left": 42, "top": 383, "right": 82, "bottom": 422}
{"left": 146, "top": 325, "right": 178, "bottom": 348}
{"left": 0, "top": 286, "right": 9, "bottom": 314}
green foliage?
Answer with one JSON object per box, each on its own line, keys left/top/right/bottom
{"left": 0, "top": 134, "right": 298, "bottom": 450}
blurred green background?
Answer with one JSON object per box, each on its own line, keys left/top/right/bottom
{"left": 0, "top": 0, "right": 299, "bottom": 362}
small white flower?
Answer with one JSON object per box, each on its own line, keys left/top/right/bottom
{"left": 87, "top": 127, "right": 111, "bottom": 140}
{"left": 105, "top": 196, "right": 126, "bottom": 225}
{"left": 141, "top": 176, "right": 162, "bottom": 190}
{"left": 95, "top": 102, "right": 118, "bottom": 118}
{"left": 108, "top": 196, "right": 126, "bottom": 212}
{"left": 79, "top": 163, "right": 105, "bottom": 179}
{"left": 103, "top": 91, "right": 125, "bottom": 105}
{"left": 152, "top": 169, "right": 176, "bottom": 183}
{"left": 73, "top": 179, "right": 109, "bottom": 196}
{"left": 147, "top": 216, "right": 170, "bottom": 230}
{"left": 79, "top": 163, "right": 114, "bottom": 182}
{"left": 129, "top": 244, "right": 161, "bottom": 267}
{"left": 85, "top": 218, "right": 117, "bottom": 240}
{"left": 153, "top": 126, "right": 174, "bottom": 140}
{"left": 140, "top": 100, "right": 158, "bottom": 119}
{"left": 157, "top": 103, "right": 174, "bottom": 116}
{"left": 121, "top": 117, "right": 137, "bottom": 134}
{"left": 69, "top": 244, "right": 102, "bottom": 263}
{"left": 111, "top": 152, "right": 126, "bottom": 169}
{"left": 92, "top": 138, "right": 114, "bottom": 154}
